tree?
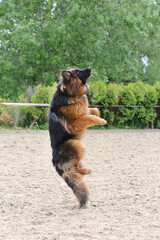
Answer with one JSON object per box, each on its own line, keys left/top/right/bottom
{"left": 0, "top": 0, "right": 160, "bottom": 99}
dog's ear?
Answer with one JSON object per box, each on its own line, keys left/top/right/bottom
{"left": 61, "top": 70, "right": 71, "bottom": 81}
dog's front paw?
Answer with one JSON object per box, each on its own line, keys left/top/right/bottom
{"left": 92, "top": 108, "right": 99, "bottom": 116}
{"left": 99, "top": 119, "right": 107, "bottom": 125}
{"left": 89, "top": 108, "right": 99, "bottom": 116}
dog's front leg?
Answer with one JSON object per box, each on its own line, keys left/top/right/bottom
{"left": 68, "top": 115, "right": 107, "bottom": 132}
{"left": 89, "top": 108, "right": 99, "bottom": 116}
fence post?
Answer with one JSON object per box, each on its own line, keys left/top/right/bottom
{"left": 151, "top": 107, "right": 154, "bottom": 129}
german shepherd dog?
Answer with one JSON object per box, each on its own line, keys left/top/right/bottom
{"left": 48, "top": 67, "right": 107, "bottom": 208}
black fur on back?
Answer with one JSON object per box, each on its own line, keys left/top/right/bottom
{"left": 48, "top": 87, "right": 73, "bottom": 175}
{"left": 50, "top": 84, "right": 69, "bottom": 112}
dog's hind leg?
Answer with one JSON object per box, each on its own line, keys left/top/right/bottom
{"left": 58, "top": 139, "right": 85, "bottom": 171}
{"left": 63, "top": 172, "right": 89, "bottom": 208}
{"left": 60, "top": 139, "right": 91, "bottom": 175}
{"left": 58, "top": 139, "right": 91, "bottom": 207}
{"left": 77, "top": 167, "right": 92, "bottom": 175}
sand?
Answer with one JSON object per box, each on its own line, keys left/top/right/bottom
{"left": 0, "top": 129, "right": 160, "bottom": 240}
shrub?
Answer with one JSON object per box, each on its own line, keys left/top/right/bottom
{"left": 118, "top": 85, "right": 137, "bottom": 107}
{"left": 0, "top": 98, "right": 14, "bottom": 127}
{"left": 105, "top": 83, "right": 119, "bottom": 106}
{"left": 129, "top": 81, "right": 145, "bottom": 105}
{"left": 15, "top": 94, "right": 33, "bottom": 127}
{"left": 0, "top": 112, "right": 13, "bottom": 127}
{"left": 154, "top": 82, "right": 160, "bottom": 105}
{"left": 0, "top": 83, "right": 57, "bottom": 128}
{"left": 0, "top": 97, "right": 10, "bottom": 115}
{"left": 88, "top": 80, "right": 107, "bottom": 105}
{"left": 112, "top": 85, "right": 137, "bottom": 128}
{"left": 88, "top": 80, "right": 159, "bottom": 128}
{"left": 134, "top": 107, "right": 157, "bottom": 128}
{"left": 0, "top": 80, "right": 159, "bottom": 129}
{"left": 142, "top": 84, "right": 158, "bottom": 108}
{"left": 29, "top": 83, "right": 56, "bottom": 125}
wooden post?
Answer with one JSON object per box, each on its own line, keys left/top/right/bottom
{"left": 151, "top": 107, "right": 154, "bottom": 129}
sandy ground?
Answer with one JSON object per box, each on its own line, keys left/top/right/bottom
{"left": 0, "top": 129, "right": 160, "bottom": 240}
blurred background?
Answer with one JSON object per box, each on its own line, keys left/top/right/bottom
{"left": 0, "top": 0, "right": 160, "bottom": 129}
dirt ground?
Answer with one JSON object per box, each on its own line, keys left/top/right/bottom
{"left": 0, "top": 129, "right": 160, "bottom": 240}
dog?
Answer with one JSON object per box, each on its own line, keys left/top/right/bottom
{"left": 48, "top": 67, "right": 107, "bottom": 208}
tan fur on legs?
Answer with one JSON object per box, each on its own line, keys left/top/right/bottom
{"left": 77, "top": 168, "right": 92, "bottom": 175}
{"left": 89, "top": 108, "right": 99, "bottom": 116}
{"left": 60, "top": 139, "right": 85, "bottom": 161}
{"left": 68, "top": 115, "right": 107, "bottom": 134}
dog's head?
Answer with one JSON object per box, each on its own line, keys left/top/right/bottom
{"left": 59, "top": 67, "right": 92, "bottom": 96}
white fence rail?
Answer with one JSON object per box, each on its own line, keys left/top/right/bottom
{"left": 0, "top": 103, "right": 50, "bottom": 107}
{"left": 0, "top": 102, "right": 160, "bottom": 129}
{"left": 0, "top": 103, "right": 160, "bottom": 108}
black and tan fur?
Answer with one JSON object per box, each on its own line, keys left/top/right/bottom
{"left": 48, "top": 67, "right": 107, "bottom": 208}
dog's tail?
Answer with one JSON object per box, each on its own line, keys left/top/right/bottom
{"left": 56, "top": 166, "right": 88, "bottom": 208}
{"left": 63, "top": 172, "right": 89, "bottom": 208}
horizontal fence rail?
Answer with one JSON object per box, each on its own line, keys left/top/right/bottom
{"left": 0, "top": 103, "right": 50, "bottom": 107}
{"left": 0, "top": 103, "right": 160, "bottom": 129}
{"left": 0, "top": 103, "right": 160, "bottom": 108}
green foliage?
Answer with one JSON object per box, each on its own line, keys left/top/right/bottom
{"left": 89, "top": 81, "right": 159, "bottom": 128}
{"left": 27, "top": 83, "right": 56, "bottom": 126}
{"left": 115, "top": 108, "right": 137, "bottom": 128}
{"left": 102, "top": 108, "right": 115, "bottom": 126}
{"left": 154, "top": 82, "right": 160, "bottom": 105}
{"left": 0, "top": 112, "right": 13, "bottom": 127}
{"left": 15, "top": 94, "right": 32, "bottom": 127}
{"left": 29, "top": 83, "right": 56, "bottom": 125}
{"left": 119, "top": 85, "right": 137, "bottom": 107}
{"left": 129, "top": 81, "right": 145, "bottom": 105}
{"left": 89, "top": 82, "right": 119, "bottom": 125}
{"left": 105, "top": 83, "right": 119, "bottom": 106}
{"left": 142, "top": 84, "right": 158, "bottom": 107}
{"left": 0, "top": 97, "right": 9, "bottom": 115}
{"left": 134, "top": 107, "right": 157, "bottom": 128}
{"left": 89, "top": 81, "right": 107, "bottom": 105}
{"left": 89, "top": 82, "right": 119, "bottom": 107}
{"left": 0, "top": 81, "right": 159, "bottom": 129}
{"left": 32, "top": 121, "right": 49, "bottom": 130}
{"left": 0, "top": 83, "right": 56, "bottom": 128}
{"left": 0, "top": 98, "right": 13, "bottom": 127}
{"left": 0, "top": 0, "right": 160, "bottom": 99}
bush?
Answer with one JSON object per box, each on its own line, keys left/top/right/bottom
{"left": 142, "top": 84, "right": 158, "bottom": 108}
{"left": 154, "top": 82, "right": 160, "bottom": 105}
{"left": 134, "top": 107, "right": 157, "bottom": 128}
{"left": 0, "top": 80, "right": 159, "bottom": 129}
{"left": 88, "top": 81, "right": 159, "bottom": 128}
{"left": 105, "top": 83, "right": 119, "bottom": 106}
{"left": 0, "top": 83, "right": 56, "bottom": 128}
{"left": 88, "top": 80, "right": 107, "bottom": 106}
{"left": 118, "top": 85, "right": 137, "bottom": 107}
{"left": 0, "top": 97, "right": 13, "bottom": 127}
{"left": 0, "top": 112, "right": 13, "bottom": 127}
{"left": 128, "top": 81, "right": 145, "bottom": 105}
{"left": 14, "top": 94, "right": 33, "bottom": 127}
{"left": 29, "top": 83, "right": 56, "bottom": 125}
